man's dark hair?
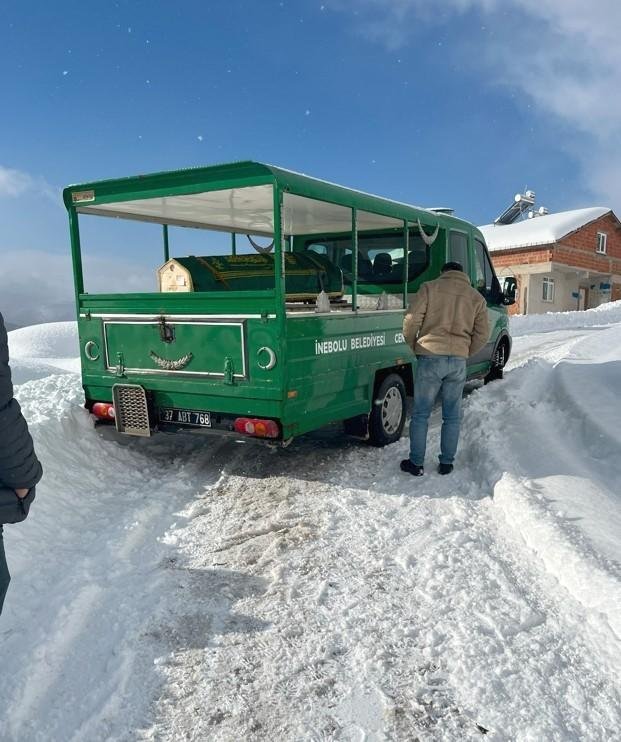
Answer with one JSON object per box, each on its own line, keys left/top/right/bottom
{"left": 441, "top": 261, "right": 463, "bottom": 273}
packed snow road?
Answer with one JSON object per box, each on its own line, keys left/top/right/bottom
{"left": 1, "top": 304, "right": 621, "bottom": 741}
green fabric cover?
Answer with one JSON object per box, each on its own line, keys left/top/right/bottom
{"left": 173, "top": 253, "right": 343, "bottom": 298}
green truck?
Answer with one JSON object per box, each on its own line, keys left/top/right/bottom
{"left": 63, "top": 161, "right": 515, "bottom": 446}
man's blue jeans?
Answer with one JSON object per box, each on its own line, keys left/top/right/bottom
{"left": 409, "top": 355, "right": 467, "bottom": 467}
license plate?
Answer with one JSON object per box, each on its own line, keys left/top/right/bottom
{"left": 159, "top": 408, "right": 212, "bottom": 427}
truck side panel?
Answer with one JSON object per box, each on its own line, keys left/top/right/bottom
{"left": 281, "top": 311, "right": 410, "bottom": 438}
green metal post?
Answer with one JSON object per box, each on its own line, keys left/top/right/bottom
{"left": 69, "top": 209, "right": 84, "bottom": 314}
{"left": 352, "top": 208, "right": 358, "bottom": 311}
{"left": 163, "top": 225, "right": 170, "bottom": 262}
{"left": 403, "top": 219, "right": 409, "bottom": 308}
{"left": 273, "top": 186, "right": 286, "bottom": 330}
{"left": 231, "top": 232, "right": 237, "bottom": 256}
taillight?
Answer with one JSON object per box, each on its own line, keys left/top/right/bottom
{"left": 234, "top": 417, "right": 279, "bottom": 439}
{"left": 92, "top": 402, "right": 116, "bottom": 420}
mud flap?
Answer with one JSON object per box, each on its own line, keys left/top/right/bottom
{"left": 343, "top": 413, "right": 370, "bottom": 440}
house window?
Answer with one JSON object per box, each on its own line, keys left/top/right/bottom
{"left": 596, "top": 232, "right": 607, "bottom": 254}
{"left": 542, "top": 276, "right": 555, "bottom": 303}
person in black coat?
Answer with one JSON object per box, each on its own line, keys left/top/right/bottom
{"left": 0, "top": 311, "right": 43, "bottom": 615}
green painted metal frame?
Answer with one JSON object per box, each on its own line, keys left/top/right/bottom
{"left": 162, "top": 225, "right": 170, "bottom": 262}
{"left": 68, "top": 208, "right": 84, "bottom": 314}
{"left": 351, "top": 208, "right": 358, "bottom": 311}
{"left": 64, "top": 161, "right": 461, "bottom": 319}
{"left": 64, "top": 161, "right": 456, "bottom": 244}
{"left": 63, "top": 161, "right": 508, "bottom": 441}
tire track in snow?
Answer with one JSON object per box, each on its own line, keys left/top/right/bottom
{"left": 459, "top": 329, "right": 621, "bottom": 736}
{"left": 141, "top": 424, "right": 609, "bottom": 740}
{"left": 143, "top": 325, "right": 621, "bottom": 741}
{"left": 142, "top": 440, "right": 486, "bottom": 741}
{"left": 2, "top": 375, "right": 238, "bottom": 742}
{"left": 4, "top": 317, "right": 620, "bottom": 741}
{"left": 507, "top": 329, "right": 598, "bottom": 371}
{"left": 464, "top": 347, "right": 621, "bottom": 686}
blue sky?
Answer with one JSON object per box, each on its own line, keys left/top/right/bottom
{"left": 2, "top": 0, "right": 619, "bottom": 324}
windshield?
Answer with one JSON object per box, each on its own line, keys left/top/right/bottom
{"left": 304, "top": 230, "right": 430, "bottom": 285}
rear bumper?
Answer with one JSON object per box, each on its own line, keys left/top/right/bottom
{"left": 94, "top": 417, "right": 286, "bottom": 445}
{"left": 88, "top": 399, "right": 283, "bottom": 441}
{"left": 156, "top": 411, "right": 242, "bottom": 436}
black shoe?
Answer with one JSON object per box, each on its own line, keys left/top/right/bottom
{"left": 400, "top": 459, "right": 424, "bottom": 476}
{"left": 438, "top": 463, "right": 454, "bottom": 475}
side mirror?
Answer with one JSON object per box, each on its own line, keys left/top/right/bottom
{"left": 502, "top": 277, "right": 517, "bottom": 306}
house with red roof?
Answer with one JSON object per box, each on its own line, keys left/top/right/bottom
{"left": 479, "top": 207, "right": 621, "bottom": 315}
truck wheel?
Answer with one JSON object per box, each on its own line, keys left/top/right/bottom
{"left": 369, "top": 373, "right": 406, "bottom": 447}
{"left": 484, "top": 340, "right": 507, "bottom": 384}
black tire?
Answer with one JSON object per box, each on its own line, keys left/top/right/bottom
{"left": 368, "top": 373, "right": 407, "bottom": 447}
{"left": 484, "top": 339, "right": 507, "bottom": 384}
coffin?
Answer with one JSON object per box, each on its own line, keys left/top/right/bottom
{"left": 158, "top": 253, "right": 343, "bottom": 299}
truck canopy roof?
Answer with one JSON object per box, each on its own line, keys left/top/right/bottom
{"left": 63, "top": 161, "right": 471, "bottom": 238}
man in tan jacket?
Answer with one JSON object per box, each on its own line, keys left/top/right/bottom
{"left": 401, "top": 262, "right": 489, "bottom": 476}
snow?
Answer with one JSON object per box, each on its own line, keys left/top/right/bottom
{"left": 479, "top": 207, "right": 610, "bottom": 251}
{"left": 510, "top": 299, "right": 621, "bottom": 337}
{"left": 9, "top": 321, "right": 78, "bottom": 359}
{"left": 7, "top": 321, "right": 80, "bottom": 384}
{"left": 1, "top": 303, "right": 621, "bottom": 741}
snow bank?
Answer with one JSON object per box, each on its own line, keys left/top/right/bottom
{"left": 1, "top": 374, "right": 203, "bottom": 741}
{"left": 464, "top": 328, "right": 621, "bottom": 694}
{"left": 510, "top": 300, "right": 621, "bottom": 337}
{"left": 8, "top": 321, "right": 78, "bottom": 359}
{"left": 8, "top": 321, "right": 79, "bottom": 384}
{"left": 493, "top": 473, "right": 621, "bottom": 677}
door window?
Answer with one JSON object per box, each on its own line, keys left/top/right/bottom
{"left": 304, "top": 230, "right": 430, "bottom": 285}
{"left": 448, "top": 231, "right": 469, "bottom": 272}
{"left": 307, "top": 243, "right": 328, "bottom": 255}
{"left": 474, "top": 238, "right": 500, "bottom": 301}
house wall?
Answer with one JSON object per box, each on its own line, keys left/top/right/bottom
{"left": 493, "top": 249, "right": 553, "bottom": 315}
{"left": 554, "top": 213, "right": 621, "bottom": 308}
{"left": 527, "top": 271, "right": 581, "bottom": 314}
{"left": 489, "top": 213, "right": 621, "bottom": 314}
{"left": 492, "top": 248, "right": 554, "bottom": 271}
{"left": 555, "top": 212, "right": 621, "bottom": 266}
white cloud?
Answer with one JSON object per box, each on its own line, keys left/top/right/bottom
{"left": 1, "top": 250, "right": 153, "bottom": 327}
{"left": 0, "top": 166, "right": 35, "bottom": 198}
{"left": 0, "top": 165, "right": 58, "bottom": 203}
{"left": 336, "top": 0, "right": 621, "bottom": 208}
